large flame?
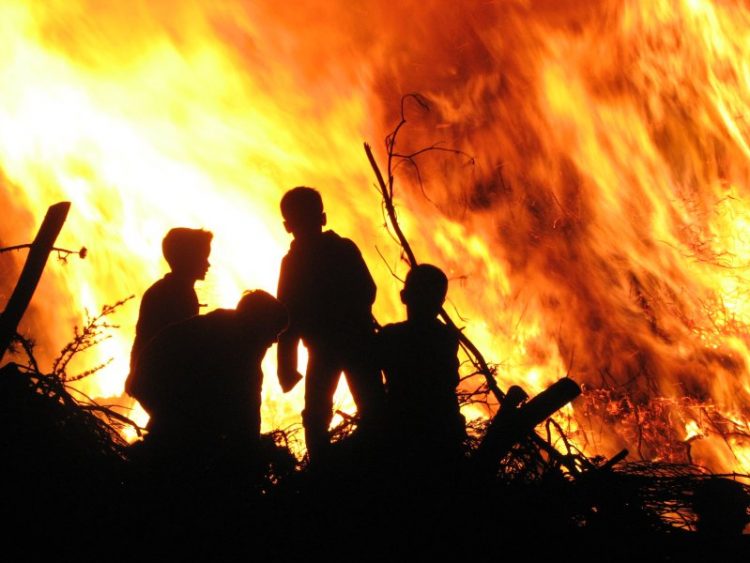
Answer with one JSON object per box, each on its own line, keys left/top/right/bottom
{"left": 2, "top": 0, "right": 750, "bottom": 471}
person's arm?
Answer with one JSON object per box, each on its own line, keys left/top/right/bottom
{"left": 446, "top": 327, "right": 461, "bottom": 390}
{"left": 125, "top": 289, "right": 155, "bottom": 399}
{"left": 277, "top": 329, "right": 303, "bottom": 392}
{"left": 347, "top": 240, "right": 377, "bottom": 306}
{"left": 128, "top": 340, "right": 160, "bottom": 415}
{"left": 277, "top": 256, "right": 303, "bottom": 392}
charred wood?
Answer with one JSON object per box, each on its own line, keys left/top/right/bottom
{"left": 0, "top": 201, "right": 70, "bottom": 360}
{"left": 473, "top": 378, "right": 581, "bottom": 477}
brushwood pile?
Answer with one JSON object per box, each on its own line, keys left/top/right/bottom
{"left": 1, "top": 361, "right": 749, "bottom": 561}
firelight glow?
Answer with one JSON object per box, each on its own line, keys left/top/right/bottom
{"left": 1, "top": 1, "right": 750, "bottom": 471}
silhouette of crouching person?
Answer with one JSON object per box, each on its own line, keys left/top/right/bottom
{"left": 132, "top": 290, "right": 288, "bottom": 469}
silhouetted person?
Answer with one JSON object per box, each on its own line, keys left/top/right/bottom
{"left": 692, "top": 478, "right": 750, "bottom": 538}
{"left": 133, "top": 290, "right": 288, "bottom": 457}
{"left": 276, "top": 186, "right": 385, "bottom": 461}
{"left": 378, "top": 264, "right": 466, "bottom": 460}
{"left": 125, "top": 227, "right": 212, "bottom": 410}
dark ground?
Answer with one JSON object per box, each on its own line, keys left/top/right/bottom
{"left": 2, "top": 362, "right": 749, "bottom": 561}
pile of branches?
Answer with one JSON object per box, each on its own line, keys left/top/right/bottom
{"left": 2, "top": 309, "right": 748, "bottom": 557}
{"left": 1, "top": 301, "right": 136, "bottom": 533}
{"left": 578, "top": 387, "right": 750, "bottom": 465}
{"left": 3, "top": 298, "right": 136, "bottom": 457}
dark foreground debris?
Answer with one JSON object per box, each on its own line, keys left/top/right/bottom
{"left": 2, "top": 362, "right": 749, "bottom": 561}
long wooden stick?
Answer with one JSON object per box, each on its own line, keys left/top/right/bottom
{"left": 0, "top": 202, "right": 71, "bottom": 360}
{"left": 365, "top": 143, "right": 504, "bottom": 400}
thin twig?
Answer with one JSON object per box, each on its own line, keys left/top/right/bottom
{"left": 0, "top": 243, "right": 87, "bottom": 260}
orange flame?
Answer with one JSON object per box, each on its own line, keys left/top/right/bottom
{"left": 2, "top": 1, "right": 750, "bottom": 471}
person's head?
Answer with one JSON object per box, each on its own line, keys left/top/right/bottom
{"left": 693, "top": 478, "right": 750, "bottom": 536}
{"left": 162, "top": 228, "right": 213, "bottom": 280}
{"left": 280, "top": 187, "right": 326, "bottom": 239}
{"left": 400, "top": 264, "right": 448, "bottom": 320}
{"left": 236, "top": 290, "right": 289, "bottom": 347}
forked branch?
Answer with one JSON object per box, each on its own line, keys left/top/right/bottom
{"left": 363, "top": 97, "right": 603, "bottom": 477}
{"left": 363, "top": 95, "right": 503, "bottom": 403}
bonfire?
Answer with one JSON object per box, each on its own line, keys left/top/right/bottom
{"left": 2, "top": 1, "right": 750, "bottom": 557}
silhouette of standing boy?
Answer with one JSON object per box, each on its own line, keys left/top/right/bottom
{"left": 276, "top": 186, "right": 384, "bottom": 460}
{"left": 125, "top": 227, "right": 212, "bottom": 412}
{"left": 378, "top": 264, "right": 465, "bottom": 457}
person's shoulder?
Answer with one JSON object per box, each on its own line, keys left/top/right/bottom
{"left": 206, "top": 307, "right": 235, "bottom": 320}
{"left": 432, "top": 318, "right": 458, "bottom": 339}
{"left": 281, "top": 238, "right": 307, "bottom": 264}
{"left": 138, "top": 278, "right": 171, "bottom": 315}
{"left": 281, "top": 239, "right": 295, "bottom": 257}
{"left": 193, "top": 308, "right": 235, "bottom": 329}
{"left": 143, "top": 273, "right": 187, "bottom": 298}
{"left": 322, "top": 231, "right": 365, "bottom": 262}
{"left": 323, "top": 230, "right": 358, "bottom": 248}
{"left": 141, "top": 275, "right": 169, "bottom": 297}
{"left": 400, "top": 318, "right": 457, "bottom": 345}
{"left": 378, "top": 320, "right": 409, "bottom": 340}
{"left": 377, "top": 322, "right": 407, "bottom": 359}
{"left": 432, "top": 320, "right": 459, "bottom": 352}
{"left": 431, "top": 318, "right": 453, "bottom": 332}
{"left": 155, "top": 309, "right": 231, "bottom": 344}
{"left": 323, "top": 230, "right": 343, "bottom": 240}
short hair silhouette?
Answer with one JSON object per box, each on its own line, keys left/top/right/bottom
{"left": 401, "top": 264, "right": 448, "bottom": 316}
{"left": 692, "top": 478, "right": 750, "bottom": 536}
{"left": 277, "top": 186, "right": 384, "bottom": 460}
{"left": 280, "top": 186, "right": 325, "bottom": 228}
{"left": 162, "top": 228, "right": 213, "bottom": 271}
{"left": 126, "top": 227, "right": 213, "bottom": 404}
{"left": 378, "top": 262, "right": 465, "bottom": 473}
{"left": 236, "top": 289, "right": 289, "bottom": 337}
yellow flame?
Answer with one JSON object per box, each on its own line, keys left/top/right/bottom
{"left": 684, "top": 420, "right": 703, "bottom": 441}
{"left": 3, "top": 0, "right": 750, "bottom": 472}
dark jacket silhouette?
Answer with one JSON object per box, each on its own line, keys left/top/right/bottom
{"left": 377, "top": 264, "right": 465, "bottom": 455}
{"left": 129, "top": 273, "right": 198, "bottom": 364}
{"left": 126, "top": 228, "right": 212, "bottom": 405}
{"left": 276, "top": 187, "right": 384, "bottom": 460}
{"left": 278, "top": 231, "right": 375, "bottom": 345}
{"left": 379, "top": 317, "right": 464, "bottom": 445}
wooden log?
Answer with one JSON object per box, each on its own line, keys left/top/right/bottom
{"left": 599, "top": 448, "right": 629, "bottom": 471}
{"left": 473, "top": 378, "right": 581, "bottom": 476}
{"left": 0, "top": 202, "right": 71, "bottom": 360}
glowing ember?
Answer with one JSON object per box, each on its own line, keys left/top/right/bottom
{"left": 1, "top": 1, "right": 750, "bottom": 471}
